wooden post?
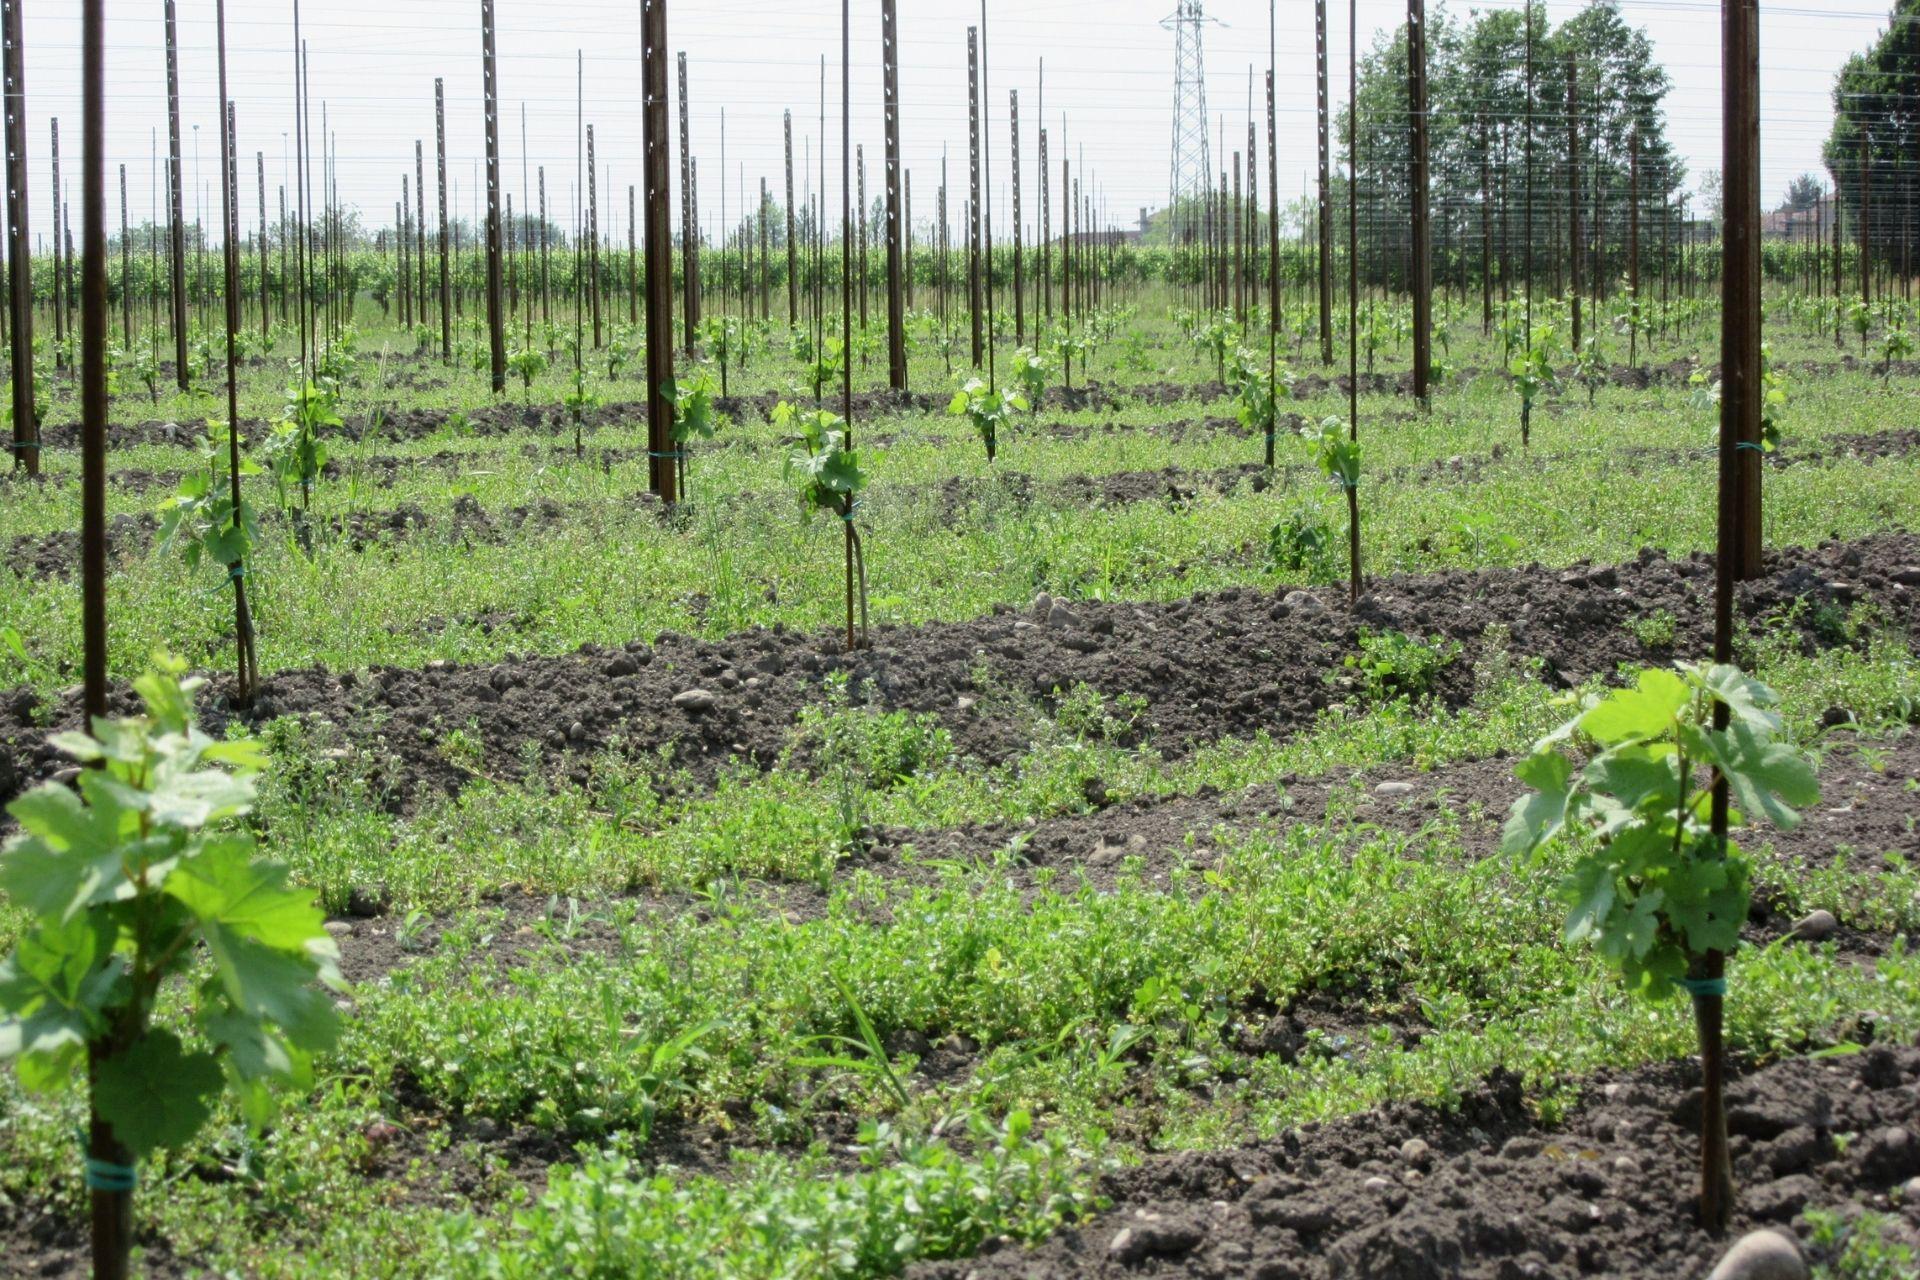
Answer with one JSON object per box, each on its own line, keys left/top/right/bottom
{"left": 1407, "top": 0, "right": 1431, "bottom": 404}
{"left": 642, "top": 0, "right": 677, "bottom": 501}
{"left": 82, "top": 0, "right": 125, "bottom": 1263}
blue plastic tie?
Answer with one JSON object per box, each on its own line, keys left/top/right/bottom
{"left": 75, "top": 1131, "right": 138, "bottom": 1192}
{"left": 1734, "top": 441, "right": 1765, "bottom": 454}
{"left": 83, "top": 1156, "right": 138, "bottom": 1192}
{"left": 9, "top": 440, "right": 41, "bottom": 451}
{"left": 648, "top": 450, "right": 686, "bottom": 460}
{"left": 1676, "top": 976, "right": 1727, "bottom": 999}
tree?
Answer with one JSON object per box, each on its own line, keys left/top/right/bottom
{"left": 1782, "top": 172, "right": 1825, "bottom": 212}
{"left": 1698, "top": 170, "right": 1724, "bottom": 229}
{"left": 1824, "top": 1, "right": 1920, "bottom": 275}
{"left": 1344, "top": 0, "right": 1685, "bottom": 292}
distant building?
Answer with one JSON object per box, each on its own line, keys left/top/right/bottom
{"left": 1763, "top": 196, "right": 1835, "bottom": 240}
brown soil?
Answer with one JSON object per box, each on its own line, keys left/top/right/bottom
{"left": 912, "top": 1044, "right": 1920, "bottom": 1280}
{"left": 4, "top": 533, "right": 1915, "bottom": 814}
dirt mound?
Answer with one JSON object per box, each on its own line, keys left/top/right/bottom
{"left": 913, "top": 1044, "right": 1920, "bottom": 1280}
{"left": 2, "top": 534, "right": 1915, "bottom": 813}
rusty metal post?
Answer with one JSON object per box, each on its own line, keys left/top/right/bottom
{"left": 256, "top": 151, "right": 269, "bottom": 342}
{"left": 1011, "top": 90, "right": 1023, "bottom": 346}
{"left": 882, "top": 0, "right": 906, "bottom": 389}
{"left": 589, "top": 123, "right": 602, "bottom": 348}
{"left": 966, "top": 27, "right": 982, "bottom": 367}
{"left": 415, "top": 141, "right": 427, "bottom": 326}
{"left": 163, "top": 0, "right": 189, "bottom": 388}
{"left": 677, "top": 52, "right": 696, "bottom": 350}
{"left": 1315, "top": 0, "right": 1332, "bottom": 362}
{"left": 643, "top": 0, "right": 677, "bottom": 501}
{"left": 1567, "top": 51, "right": 1580, "bottom": 351}
{"left": 435, "top": 79, "right": 451, "bottom": 361}
{"left": 482, "top": 0, "right": 506, "bottom": 391}
{"left": 1267, "top": 69, "right": 1278, "bottom": 333}
{"left": 784, "top": 110, "right": 797, "bottom": 326}
{"left": 3, "top": 0, "right": 33, "bottom": 472}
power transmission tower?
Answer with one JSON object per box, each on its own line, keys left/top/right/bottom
{"left": 1163, "top": 1, "right": 1219, "bottom": 248}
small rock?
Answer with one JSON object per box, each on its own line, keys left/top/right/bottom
{"left": 323, "top": 920, "right": 354, "bottom": 937}
{"left": 1789, "top": 909, "right": 1839, "bottom": 943}
{"left": 345, "top": 884, "right": 390, "bottom": 918}
{"left": 1704, "top": 1229, "right": 1807, "bottom": 1280}
{"left": 1282, "top": 590, "right": 1325, "bottom": 614}
{"left": 1899, "top": 1174, "right": 1920, "bottom": 1202}
{"left": 1363, "top": 1176, "right": 1394, "bottom": 1192}
{"left": 1747, "top": 1175, "right": 1819, "bottom": 1221}
{"left": 1374, "top": 781, "right": 1415, "bottom": 798}
{"left": 956, "top": 695, "right": 977, "bottom": 711}
{"left": 567, "top": 721, "right": 588, "bottom": 742}
{"left": 1765, "top": 1126, "right": 1826, "bottom": 1176}
{"left": 672, "top": 689, "right": 716, "bottom": 713}
{"left": 1045, "top": 600, "right": 1081, "bottom": 631}
{"left": 1611, "top": 1156, "right": 1641, "bottom": 1177}
{"left": 1890, "top": 565, "right": 1920, "bottom": 587}
{"left": 883, "top": 1029, "right": 931, "bottom": 1058}
{"left": 1398, "top": 1138, "right": 1431, "bottom": 1166}
{"left": 1029, "top": 592, "right": 1054, "bottom": 620}
{"left": 52, "top": 767, "right": 81, "bottom": 787}
{"left": 1855, "top": 1126, "right": 1920, "bottom": 1183}
{"left": 939, "top": 1033, "right": 978, "bottom": 1055}
{"left": 1106, "top": 1217, "right": 1203, "bottom": 1263}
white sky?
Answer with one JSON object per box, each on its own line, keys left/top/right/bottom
{"left": 14, "top": 0, "right": 1892, "bottom": 245}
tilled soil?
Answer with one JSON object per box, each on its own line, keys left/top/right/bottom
{"left": 860, "top": 734, "right": 1920, "bottom": 906}
{"left": 3, "top": 496, "right": 574, "bottom": 581}
{"left": 3, "top": 534, "right": 1916, "bottom": 815}
{"left": 910, "top": 1043, "right": 1920, "bottom": 1280}
{"left": 27, "top": 354, "right": 1920, "bottom": 454}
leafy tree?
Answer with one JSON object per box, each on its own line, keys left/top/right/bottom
{"left": 1823, "top": 2, "right": 1920, "bottom": 277}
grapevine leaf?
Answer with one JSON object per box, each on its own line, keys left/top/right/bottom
{"left": 1562, "top": 859, "right": 1616, "bottom": 945}
{"left": 165, "top": 837, "right": 329, "bottom": 955}
{"left": 1578, "top": 667, "right": 1688, "bottom": 744}
{"left": 1581, "top": 745, "right": 1681, "bottom": 815}
{"left": 1500, "top": 750, "right": 1573, "bottom": 855}
{"left": 1695, "top": 662, "right": 1784, "bottom": 735}
{"left": 198, "top": 931, "right": 340, "bottom": 1052}
{"left": 94, "top": 1029, "right": 222, "bottom": 1157}
{"left": 0, "top": 787, "right": 152, "bottom": 920}
{"left": 0, "top": 913, "right": 117, "bottom": 1063}
{"left": 1705, "top": 721, "right": 1821, "bottom": 832}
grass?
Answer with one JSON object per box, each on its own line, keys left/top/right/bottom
{"left": 2, "top": 297, "right": 1918, "bottom": 1277}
